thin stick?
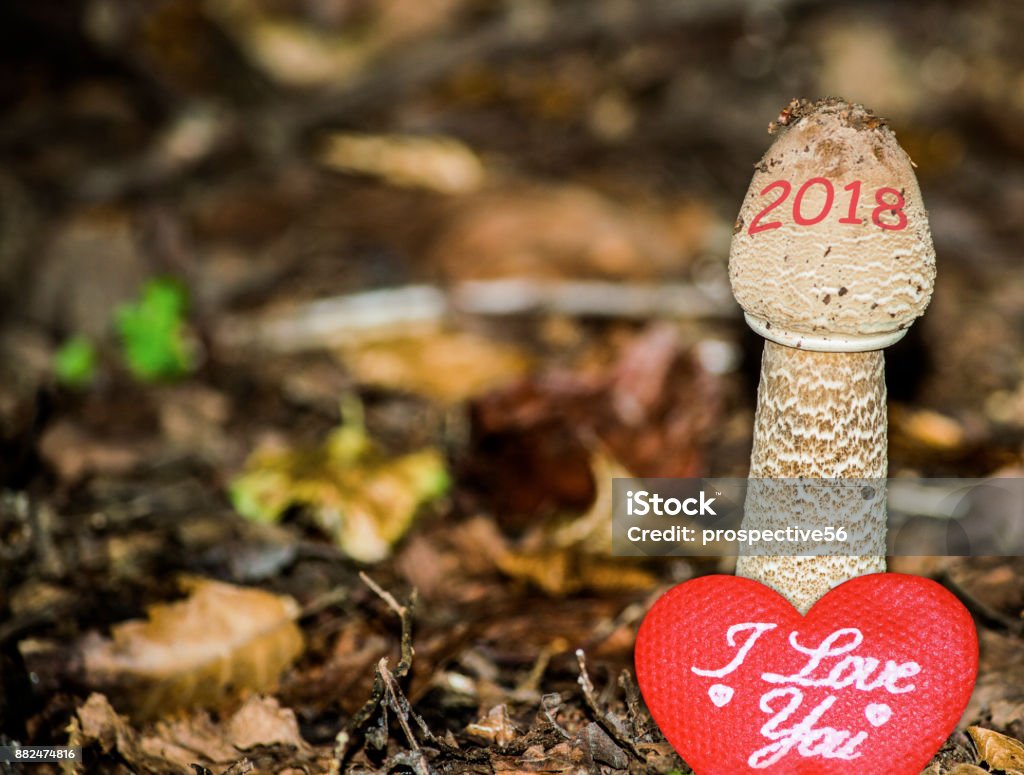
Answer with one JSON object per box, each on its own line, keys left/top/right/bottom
{"left": 575, "top": 649, "right": 643, "bottom": 759}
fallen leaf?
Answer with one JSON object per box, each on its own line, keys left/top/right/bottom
{"left": 318, "top": 132, "right": 485, "bottom": 194}
{"left": 990, "top": 698, "right": 1024, "bottom": 731}
{"left": 39, "top": 419, "right": 152, "bottom": 482}
{"left": 69, "top": 692, "right": 314, "bottom": 774}
{"left": 465, "top": 704, "right": 519, "bottom": 748}
{"left": 573, "top": 722, "right": 628, "bottom": 769}
{"left": 140, "top": 713, "right": 240, "bottom": 769}
{"left": 948, "top": 559, "right": 1024, "bottom": 620}
{"left": 969, "top": 726, "right": 1024, "bottom": 774}
{"left": 470, "top": 324, "right": 719, "bottom": 513}
{"left": 495, "top": 546, "right": 656, "bottom": 596}
{"left": 68, "top": 693, "right": 192, "bottom": 774}
{"left": 225, "top": 696, "right": 308, "bottom": 752}
{"left": 965, "top": 629, "right": 1024, "bottom": 726}
{"left": 80, "top": 579, "right": 304, "bottom": 721}
{"left": 431, "top": 186, "right": 707, "bottom": 282}
{"left": 550, "top": 450, "right": 628, "bottom": 554}
{"left": 338, "top": 329, "right": 530, "bottom": 404}
{"left": 279, "top": 617, "right": 389, "bottom": 716}
{"left": 230, "top": 405, "right": 448, "bottom": 562}
{"left": 892, "top": 405, "right": 966, "bottom": 449}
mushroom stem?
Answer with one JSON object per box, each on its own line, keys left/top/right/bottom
{"left": 735, "top": 342, "right": 887, "bottom": 612}
{"left": 748, "top": 344, "right": 886, "bottom": 480}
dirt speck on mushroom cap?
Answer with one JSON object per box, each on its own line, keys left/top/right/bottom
{"left": 729, "top": 98, "right": 936, "bottom": 349}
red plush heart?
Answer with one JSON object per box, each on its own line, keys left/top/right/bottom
{"left": 635, "top": 573, "right": 977, "bottom": 775}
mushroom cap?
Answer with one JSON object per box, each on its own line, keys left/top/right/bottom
{"left": 729, "top": 98, "right": 936, "bottom": 352}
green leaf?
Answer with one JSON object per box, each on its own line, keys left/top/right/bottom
{"left": 115, "top": 278, "right": 196, "bottom": 381}
{"left": 54, "top": 335, "right": 98, "bottom": 388}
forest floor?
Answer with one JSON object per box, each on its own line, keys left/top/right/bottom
{"left": 3, "top": 1, "right": 1024, "bottom": 773}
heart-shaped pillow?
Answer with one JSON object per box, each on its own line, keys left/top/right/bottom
{"left": 635, "top": 573, "right": 977, "bottom": 774}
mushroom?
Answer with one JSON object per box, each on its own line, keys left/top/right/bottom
{"left": 728, "top": 98, "right": 936, "bottom": 613}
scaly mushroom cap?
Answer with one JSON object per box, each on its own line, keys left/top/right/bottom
{"left": 729, "top": 98, "right": 935, "bottom": 352}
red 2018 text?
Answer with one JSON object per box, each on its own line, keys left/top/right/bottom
{"left": 748, "top": 179, "right": 907, "bottom": 236}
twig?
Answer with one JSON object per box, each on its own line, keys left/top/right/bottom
{"left": 378, "top": 658, "right": 421, "bottom": 752}
{"left": 540, "top": 693, "right": 571, "bottom": 740}
{"left": 618, "top": 669, "right": 650, "bottom": 741}
{"left": 575, "top": 649, "right": 643, "bottom": 760}
{"left": 217, "top": 285, "right": 447, "bottom": 352}
{"left": 298, "top": 585, "right": 349, "bottom": 620}
{"left": 333, "top": 575, "right": 418, "bottom": 766}
{"left": 516, "top": 642, "right": 555, "bottom": 696}
{"left": 216, "top": 280, "right": 737, "bottom": 353}
{"left": 359, "top": 571, "right": 407, "bottom": 619}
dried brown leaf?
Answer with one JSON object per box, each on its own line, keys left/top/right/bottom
{"left": 969, "top": 726, "right": 1024, "bottom": 774}
{"left": 140, "top": 713, "right": 239, "bottom": 769}
{"left": 68, "top": 693, "right": 193, "bottom": 775}
{"left": 432, "top": 186, "right": 703, "bottom": 282}
{"left": 319, "top": 132, "right": 485, "bottom": 193}
{"left": 892, "top": 405, "right": 965, "bottom": 449}
{"left": 338, "top": 329, "right": 530, "bottom": 404}
{"left": 965, "top": 628, "right": 1024, "bottom": 723}
{"left": 465, "top": 704, "right": 519, "bottom": 748}
{"left": 69, "top": 693, "right": 312, "bottom": 774}
{"left": 225, "top": 696, "right": 308, "bottom": 752}
{"left": 81, "top": 579, "right": 304, "bottom": 721}
{"left": 945, "top": 765, "right": 991, "bottom": 775}
{"left": 40, "top": 419, "right": 153, "bottom": 482}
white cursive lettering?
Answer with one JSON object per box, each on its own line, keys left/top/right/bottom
{"left": 762, "top": 628, "right": 920, "bottom": 694}
{"left": 747, "top": 688, "right": 867, "bottom": 768}
{"left": 691, "top": 622, "right": 778, "bottom": 678}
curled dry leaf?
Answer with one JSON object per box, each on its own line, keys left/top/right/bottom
{"left": 969, "top": 726, "right": 1024, "bottom": 774}
{"left": 494, "top": 451, "right": 658, "bottom": 595}
{"left": 224, "top": 695, "right": 308, "bottom": 752}
{"left": 80, "top": 579, "right": 304, "bottom": 721}
{"left": 465, "top": 704, "right": 519, "bottom": 748}
{"left": 68, "top": 692, "right": 193, "bottom": 774}
{"left": 69, "top": 693, "right": 312, "bottom": 774}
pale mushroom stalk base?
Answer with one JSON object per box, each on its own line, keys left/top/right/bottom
{"left": 735, "top": 341, "right": 887, "bottom": 613}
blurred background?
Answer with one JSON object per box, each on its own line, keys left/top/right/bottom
{"left": 1, "top": 1, "right": 1023, "bottom": 773}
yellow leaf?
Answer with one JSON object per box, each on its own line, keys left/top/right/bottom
{"left": 230, "top": 404, "right": 449, "bottom": 562}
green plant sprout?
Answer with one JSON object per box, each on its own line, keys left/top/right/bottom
{"left": 53, "top": 335, "right": 98, "bottom": 388}
{"left": 115, "top": 278, "right": 196, "bottom": 381}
